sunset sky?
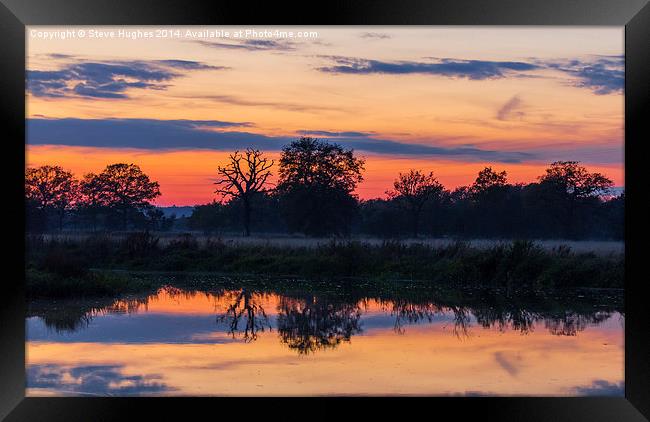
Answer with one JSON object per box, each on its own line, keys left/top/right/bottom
{"left": 26, "top": 26, "right": 624, "bottom": 206}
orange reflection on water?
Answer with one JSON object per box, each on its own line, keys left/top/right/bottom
{"left": 26, "top": 290, "right": 623, "bottom": 396}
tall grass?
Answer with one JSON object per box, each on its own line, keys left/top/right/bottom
{"left": 25, "top": 233, "right": 623, "bottom": 294}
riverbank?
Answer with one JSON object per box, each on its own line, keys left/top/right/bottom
{"left": 25, "top": 233, "right": 624, "bottom": 297}
{"left": 36, "top": 232, "right": 625, "bottom": 255}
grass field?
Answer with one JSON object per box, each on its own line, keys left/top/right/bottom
{"left": 26, "top": 232, "right": 624, "bottom": 297}
{"left": 39, "top": 232, "right": 624, "bottom": 255}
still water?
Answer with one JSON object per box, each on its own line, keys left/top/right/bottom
{"left": 26, "top": 280, "right": 624, "bottom": 396}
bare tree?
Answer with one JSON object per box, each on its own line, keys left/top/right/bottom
{"left": 214, "top": 149, "right": 274, "bottom": 237}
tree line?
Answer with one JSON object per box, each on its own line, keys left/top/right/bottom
{"left": 26, "top": 163, "right": 168, "bottom": 232}
{"left": 25, "top": 137, "right": 624, "bottom": 239}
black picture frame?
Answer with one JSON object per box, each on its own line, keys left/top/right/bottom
{"left": 1, "top": 0, "right": 648, "bottom": 420}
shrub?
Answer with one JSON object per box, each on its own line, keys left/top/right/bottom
{"left": 39, "top": 248, "right": 87, "bottom": 277}
{"left": 122, "top": 231, "right": 159, "bottom": 258}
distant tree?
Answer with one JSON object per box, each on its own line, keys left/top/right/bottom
{"left": 539, "top": 161, "right": 613, "bottom": 198}
{"left": 188, "top": 201, "right": 227, "bottom": 234}
{"left": 91, "top": 164, "right": 161, "bottom": 230}
{"left": 25, "top": 165, "right": 78, "bottom": 231}
{"left": 387, "top": 170, "right": 443, "bottom": 238}
{"left": 538, "top": 161, "right": 613, "bottom": 238}
{"left": 358, "top": 199, "right": 405, "bottom": 238}
{"left": 468, "top": 167, "right": 515, "bottom": 237}
{"left": 600, "top": 192, "right": 624, "bottom": 240}
{"left": 214, "top": 149, "right": 274, "bottom": 237}
{"left": 276, "top": 137, "right": 365, "bottom": 236}
{"left": 145, "top": 208, "right": 175, "bottom": 231}
{"left": 470, "top": 167, "right": 508, "bottom": 198}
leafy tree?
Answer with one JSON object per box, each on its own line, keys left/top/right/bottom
{"left": 470, "top": 167, "right": 508, "bottom": 198}
{"left": 78, "top": 172, "right": 109, "bottom": 231}
{"left": 214, "top": 149, "right": 274, "bottom": 237}
{"left": 468, "top": 167, "right": 516, "bottom": 237}
{"left": 25, "top": 165, "right": 78, "bottom": 231}
{"left": 538, "top": 161, "right": 613, "bottom": 238}
{"left": 276, "top": 137, "right": 365, "bottom": 236}
{"left": 539, "top": 161, "right": 613, "bottom": 198}
{"left": 91, "top": 163, "right": 161, "bottom": 230}
{"left": 358, "top": 199, "right": 405, "bottom": 238}
{"left": 387, "top": 170, "right": 443, "bottom": 237}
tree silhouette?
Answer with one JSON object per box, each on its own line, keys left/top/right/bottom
{"left": 188, "top": 201, "right": 228, "bottom": 234}
{"left": 387, "top": 169, "right": 443, "bottom": 237}
{"left": 540, "top": 161, "right": 613, "bottom": 198}
{"left": 25, "top": 165, "right": 78, "bottom": 231}
{"left": 538, "top": 161, "right": 613, "bottom": 238}
{"left": 470, "top": 167, "right": 508, "bottom": 197}
{"left": 467, "top": 167, "right": 513, "bottom": 237}
{"left": 276, "top": 137, "right": 364, "bottom": 236}
{"left": 214, "top": 149, "right": 273, "bottom": 237}
{"left": 90, "top": 164, "right": 161, "bottom": 230}
{"left": 78, "top": 172, "right": 108, "bottom": 231}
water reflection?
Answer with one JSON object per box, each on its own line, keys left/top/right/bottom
{"left": 28, "top": 284, "right": 623, "bottom": 349}
{"left": 27, "top": 363, "right": 173, "bottom": 396}
{"left": 277, "top": 296, "right": 362, "bottom": 354}
{"left": 218, "top": 289, "right": 271, "bottom": 342}
{"left": 28, "top": 296, "right": 150, "bottom": 333}
{"left": 26, "top": 280, "right": 624, "bottom": 396}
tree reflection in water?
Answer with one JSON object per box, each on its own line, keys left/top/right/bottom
{"left": 276, "top": 296, "right": 362, "bottom": 354}
{"left": 216, "top": 289, "right": 271, "bottom": 342}
{"left": 28, "top": 281, "right": 623, "bottom": 353}
{"left": 28, "top": 296, "right": 151, "bottom": 333}
{"left": 544, "top": 311, "right": 614, "bottom": 336}
{"left": 376, "top": 299, "right": 472, "bottom": 337}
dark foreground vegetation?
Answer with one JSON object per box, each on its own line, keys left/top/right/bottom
{"left": 26, "top": 233, "right": 623, "bottom": 298}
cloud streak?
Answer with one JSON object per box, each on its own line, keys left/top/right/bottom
{"left": 27, "top": 59, "right": 226, "bottom": 99}
{"left": 359, "top": 32, "right": 391, "bottom": 40}
{"left": 545, "top": 55, "right": 624, "bottom": 95}
{"left": 298, "top": 130, "right": 375, "bottom": 138}
{"left": 27, "top": 117, "right": 533, "bottom": 162}
{"left": 194, "top": 39, "right": 297, "bottom": 52}
{"left": 189, "top": 94, "right": 343, "bottom": 113}
{"left": 573, "top": 380, "right": 624, "bottom": 396}
{"left": 317, "top": 55, "right": 624, "bottom": 95}
{"left": 317, "top": 56, "right": 540, "bottom": 80}
{"left": 496, "top": 95, "right": 525, "bottom": 121}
